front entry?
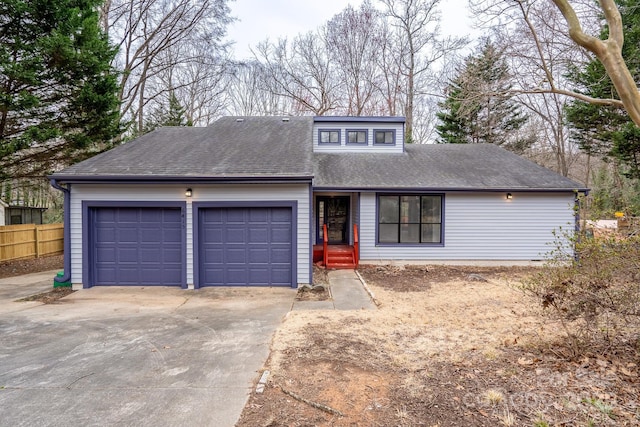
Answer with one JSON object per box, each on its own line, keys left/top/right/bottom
{"left": 317, "top": 196, "right": 349, "bottom": 244}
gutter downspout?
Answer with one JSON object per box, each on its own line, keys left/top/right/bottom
{"left": 50, "top": 179, "right": 71, "bottom": 284}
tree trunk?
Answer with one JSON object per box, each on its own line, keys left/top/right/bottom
{"left": 552, "top": 0, "right": 640, "bottom": 126}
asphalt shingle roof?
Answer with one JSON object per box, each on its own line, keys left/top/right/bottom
{"left": 53, "top": 116, "right": 314, "bottom": 180}
{"left": 313, "top": 144, "right": 583, "bottom": 191}
{"left": 53, "top": 116, "right": 583, "bottom": 191}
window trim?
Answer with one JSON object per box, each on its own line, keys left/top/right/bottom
{"left": 373, "top": 129, "right": 396, "bottom": 146}
{"left": 346, "top": 129, "right": 368, "bottom": 145}
{"left": 318, "top": 129, "right": 341, "bottom": 145}
{"left": 376, "top": 193, "right": 444, "bottom": 246}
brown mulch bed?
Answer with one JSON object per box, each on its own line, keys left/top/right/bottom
{"left": 358, "top": 264, "right": 539, "bottom": 292}
{"left": 1, "top": 255, "right": 72, "bottom": 303}
{"left": 17, "top": 287, "right": 75, "bottom": 303}
{"left": 0, "top": 255, "right": 64, "bottom": 279}
{"left": 295, "top": 265, "right": 331, "bottom": 301}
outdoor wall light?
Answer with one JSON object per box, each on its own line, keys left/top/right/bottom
{"left": 185, "top": 188, "right": 193, "bottom": 197}
{"left": 506, "top": 193, "right": 513, "bottom": 200}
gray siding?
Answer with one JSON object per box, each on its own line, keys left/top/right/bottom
{"left": 313, "top": 122, "right": 404, "bottom": 153}
{"left": 359, "top": 191, "right": 575, "bottom": 260}
{"left": 70, "top": 184, "right": 310, "bottom": 287}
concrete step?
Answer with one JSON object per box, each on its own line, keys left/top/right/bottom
{"left": 326, "top": 262, "right": 356, "bottom": 269}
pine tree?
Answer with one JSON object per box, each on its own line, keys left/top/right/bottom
{"left": 163, "top": 93, "right": 191, "bottom": 127}
{"left": 141, "top": 92, "right": 192, "bottom": 135}
{"left": 0, "top": 0, "right": 120, "bottom": 179}
{"left": 436, "top": 41, "right": 528, "bottom": 150}
{"left": 564, "top": 0, "right": 640, "bottom": 179}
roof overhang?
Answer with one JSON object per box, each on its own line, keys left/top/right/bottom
{"left": 313, "top": 116, "right": 405, "bottom": 123}
{"left": 312, "top": 186, "right": 589, "bottom": 193}
{"left": 49, "top": 175, "right": 314, "bottom": 185}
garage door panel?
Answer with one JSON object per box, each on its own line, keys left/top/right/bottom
{"left": 96, "top": 268, "right": 116, "bottom": 282}
{"left": 97, "top": 209, "right": 116, "bottom": 221}
{"left": 140, "top": 248, "right": 163, "bottom": 262}
{"left": 116, "top": 209, "right": 139, "bottom": 222}
{"left": 270, "top": 209, "right": 291, "bottom": 222}
{"left": 162, "top": 229, "right": 181, "bottom": 241}
{"left": 225, "top": 228, "right": 246, "bottom": 243}
{"left": 226, "top": 269, "right": 248, "bottom": 284}
{"left": 248, "top": 247, "right": 269, "bottom": 263}
{"left": 199, "top": 206, "right": 293, "bottom": 287}
{"left": 118, "top": 267, "right": 138, "bottom": 281}
{"left": 91, "top": 207, "right": 183, "bottom": 286}
{"left": 226, "top": 248, "right": 247, "bottom": 264}
{"left": 117, "top": 229, "right": 139, "bottom": 243}
{"left": 249, "top": 227, "right": 268, "bottom": 242}
{"left": 271, "top": 226, "right": 291, "bottom": 242}
{"left": 271, "top": 248, "right": 292, "bottom": 263}
{"left": 95, "top": 228, "right": 116, "bottom": 243}
{"left": 96, "top": 247, "right": 116, "bottom": 262}
{"left": 249, "top": 209, "right": 268, "bottom": 222}
{"left": 140, "top": 229, "right": 163, "bottom": 243}
{"left": 226, "top": 209, "right": 246, "bottom": 223}
{"left": 118, "top": 247, "right": 139, "bottom": 261}
{"left": 270, "top": 269, "right": 291, "bottom": 284}
{"left": 202, "top": 228, "right": 223, "bottom": 243}
{"left": 203, "top": 209, "right": 223, "bottom": 223}
{"left": 248, "top": 270, "right": 269, "bottom": 285}
{"left": 162, "top": 248, "right": 182, "bottom": 262}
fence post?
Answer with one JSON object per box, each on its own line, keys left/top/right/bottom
{"left": 34, "top": 226, "right": 40, "bottom": 258}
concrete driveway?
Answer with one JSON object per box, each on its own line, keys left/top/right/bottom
{"left": 0, "top": 272, "right": 294, "bottom": 427}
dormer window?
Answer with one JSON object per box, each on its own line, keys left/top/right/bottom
{"left": 319, "top": 129, "right": 340, "bottom": 144}
{"left": 374, "top": 130, "right": 395, "bottom": 145}
{"left": 347, "top": 130, "right": 367, "bottom": 144}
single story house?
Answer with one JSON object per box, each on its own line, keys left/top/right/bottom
{"left": 0, "top": 199, "right": 47, "bottom": 226}
{"left": 50, "top": 116, "right": 586, "bottom": 289}
{"left": 4, "top": 204, "right": 47, "bottom": 225}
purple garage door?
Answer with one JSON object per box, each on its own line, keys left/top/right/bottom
{"left": 199, "top": 207, "right": 293, "bottom": 286}
{"left": 91, "top": 207, "right": 183, "bottom": 286}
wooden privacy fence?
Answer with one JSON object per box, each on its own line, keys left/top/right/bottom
{"left": 0, "top": 223, "right": 64, "bottom": 262}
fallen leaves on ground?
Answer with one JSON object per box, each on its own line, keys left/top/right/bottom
{"left": 237, "top": 265, "right": 639, "bottom": 427}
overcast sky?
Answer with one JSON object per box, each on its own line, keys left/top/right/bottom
{"left": 226, "top": 0, "right": 476, "bottom": 60}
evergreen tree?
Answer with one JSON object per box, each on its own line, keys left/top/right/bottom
{"left": 436, "top": 41, "right": 528, "bottom": 150}
{"left": 564, "top": 0, "right": 640, "bottom": 179}
{"left": 0, "top": 0, "right": 120, "bottom": 179}
{"left": 141, "top": 92, "right": 192, "bottom": 135}
{"left": 162, "top": 93, "right": 191, "bottom": 127}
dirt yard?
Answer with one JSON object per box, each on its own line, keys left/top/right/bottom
{"left": 237, "top": 265, "right": 639, "bottom": 426}
{"left": 0, "top": 255, "right": 63, "bottom": 279}
{"left": 0, "top": 255, "right": 71, "bottom": 302}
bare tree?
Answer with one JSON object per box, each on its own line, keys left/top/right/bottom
{"left": 324, "top": 1, "right": 385, "bottom": 115}
{"left": 550, "top": 0, "right": 640, "bottom": 125}
{"left": 253, "top": 35, "right": 340, "bottom": 115}
{"left": 469, "top": 0, "right": 603, "bottom": 177}
{"left": 380, "top": 0, "right": 466, "bottom": 142}
{"left": 224, "top": 61, "right": 293, "bottom": 116}
{"left": 500, "top": 1, "right": 585, "bottom": 176}
{"left": 103, "top": 0, "right": 232, "bottom": 133}
{"left": 475, "top": 1, "right": 640, "bottom": 126}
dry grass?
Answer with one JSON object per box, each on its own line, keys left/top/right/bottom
{"left": 238, "top": 266, "right": 639, "bottom": 426}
